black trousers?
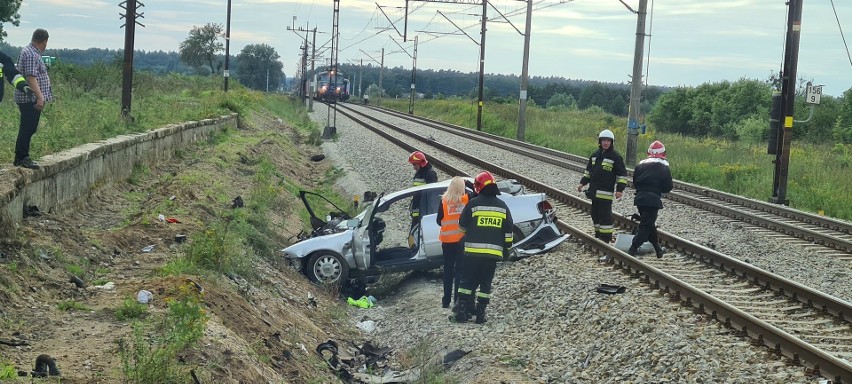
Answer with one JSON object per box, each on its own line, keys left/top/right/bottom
{"left": 590, "top": 198, "right": 614, "bottom": 242}
{"left": 441, "top": 242, "right": 463, "bottom": 305}
{"left": 15, "top": 102, "right": 41, "bottom": 163}
{"left": 457, "top": 256, "right": 497, "bottom": 305}
{"left": 631, "top": 206, "right": 661, "bottom": 250}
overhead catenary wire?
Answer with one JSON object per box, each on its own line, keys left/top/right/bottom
{"left": 829, "top": 0, "right": 852, "bottom": 68}
{"left": 643, "top": 0, "right": 654, "bottom": 88}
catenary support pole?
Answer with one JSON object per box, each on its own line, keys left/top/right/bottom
{"left": 625, "top": 0, "right": 648, "bottom": 167}
{"left": 476, "top": 0, "right": 487, "bottom": 131}
{"left": 771, "top": 0, "right": 804, "bottom": 205}
{"left": 516, "top": 0, "right": 532, "bottom": 141}
{"left": 224, "top": 0, "right": 232, "bottom": 92}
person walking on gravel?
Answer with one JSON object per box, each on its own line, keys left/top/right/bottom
{"left": 577, "top": 129, "right": 628, "bottom": 243}
{"left": 436, "top": 177, "right": 473, "bottom": 308}
{"left": 451, "top": 171, "right": 513, "bottom": 324}
{"left": 628, "top": 141, "right": 673, "bottom": 258}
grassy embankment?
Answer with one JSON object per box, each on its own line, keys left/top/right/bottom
{"left": 0, "top": 63, "right": 456, "bottom": 383}
{"left": 383, "top": 98, "right": 852, "bottom": 221}
{"left": 0, "top": 63, "right": 329, "bottom": 382}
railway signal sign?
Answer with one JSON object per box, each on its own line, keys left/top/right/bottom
{"left": 805, "top": 84, "right": 822, "bottom": 105}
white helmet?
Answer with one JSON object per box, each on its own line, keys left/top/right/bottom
{"left": 598, "top": 129, "right": 615, "bottom": 145}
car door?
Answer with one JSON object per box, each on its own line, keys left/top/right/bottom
{"left": 419, "top": 187, "right": 445, "bottom": 260}
{"left": 352, "top": 200, "right": 378, "bottom": 270}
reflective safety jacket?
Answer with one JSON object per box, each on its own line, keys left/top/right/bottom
{"left": 458, "top": 192, "right": 513, "bottom": 260}
{"left": 0, "top": 51, "right": 26, "bottom": 103}
{"left": 579, "top": 147, "right": 628, "bottom": 200}
{"left": 410, "top": 163, "right": 438, "bottom": 218}
{"left": 437, "top": 194, "right": 469, "bottom": 243}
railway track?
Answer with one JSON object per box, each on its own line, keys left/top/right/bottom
{"left": 361, "top": 104, "right": 852, "bottom": 260}
{"left": 326, "top": 101, "right": 852, "bottom": 382}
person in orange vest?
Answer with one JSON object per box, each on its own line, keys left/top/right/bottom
{"left": 435, "top": 177, "right": 474, "bottom": 308}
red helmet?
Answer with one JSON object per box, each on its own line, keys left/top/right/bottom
{"left": 408, "top": 151, "right": 428, "bottom": 167}
{"left": 473, "top": 171, "right": 496, "bottom": 193}
{"left": 647, "top": 140, "right": 666, "bottom": 159}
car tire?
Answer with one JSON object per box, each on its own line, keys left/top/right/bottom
{"left": 307, "top": 252, "right": 350, "bottom": 286}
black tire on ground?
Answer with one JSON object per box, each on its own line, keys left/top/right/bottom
{"left": 306, "top": 252, "right": 350, "bottom": 286}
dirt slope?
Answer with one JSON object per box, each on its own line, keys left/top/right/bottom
{"left": 0, "top": 110, "right": 358, "bottom": 383}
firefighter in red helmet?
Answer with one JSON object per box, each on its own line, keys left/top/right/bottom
{"left": 628, "top": 140, "right": 673, "bottom": 258}
{"left": 450, "top": 171, "right": 513, "bottom": 324}
{"left": 408, "top": 151, "right": 437, "bottom": 223}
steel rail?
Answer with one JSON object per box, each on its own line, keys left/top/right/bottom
{"left": 332, "top": 103, "right": 852, "bottom": 382}
{"left": 366, "top": 105, "right": 852, "bottom": 232}
{"left": 356, "top": 103, "right": 852, "bottom": 253}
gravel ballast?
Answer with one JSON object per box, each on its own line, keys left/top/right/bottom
{"left": 309, "top": 104, "right": 836, "bottom": 383}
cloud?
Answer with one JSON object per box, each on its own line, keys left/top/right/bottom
{"left": 57, "top": 13, "right": 92, "bottom": 19}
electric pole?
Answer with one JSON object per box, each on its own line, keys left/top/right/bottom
{"left": 408, "top": 36, "right": 418, "bottom": 114}
{"left": 224, "top": 0, "right": 232, "bottom": 92}
{"left": 625, "top": 0, "right": 648, "bottom": 167}
{"left": 378, "top": 48, "right": 385, "bottom": 106}
{"left": 476, "top": 0, "right": 487, "bottom": 131}
{"left": 517, "top": 0, "right": 533, "bottom": 141}
{"left": 119, "top": 0, "right": 144, "bottom": 117}
{"left": 323, "top": 0, "right": 341, "bottom": 139}
{"left": 288, "top": 23, "right": 318, "bottom": 111}
{"left": 770, "top": 0, "right": 804, "bottom": 205}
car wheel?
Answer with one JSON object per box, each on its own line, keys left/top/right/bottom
{"left": 307, "top": 252, "right": 350, "bottom": 286}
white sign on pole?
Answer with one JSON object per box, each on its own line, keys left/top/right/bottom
{"left": 805, "top": 85, "right": 822, "bottom": 105}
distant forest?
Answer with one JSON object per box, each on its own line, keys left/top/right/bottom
{"left": 0, "top": 41, "right": 664, "bottom": 117}
{"left": 296, "top": 63, "right": 668, "bottom": 117}
{"left": 2, "top": 42, "right": 848, "bottom": 144}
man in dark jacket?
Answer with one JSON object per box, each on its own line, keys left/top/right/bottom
{"left": 450, "top": 171, "right": 513, "bottom": 324}
{"left": 628, "top": 140, "right": 673, "bottom": 258}
{"left": 408, "top": 151, "right": 438, "bottom": 223}
{"left": 577, "top": 129, "right": 628, "bottom": 243}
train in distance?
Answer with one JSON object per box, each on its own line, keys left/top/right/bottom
{"left": 312, "top": 69, "right": 351, "bottom": 102}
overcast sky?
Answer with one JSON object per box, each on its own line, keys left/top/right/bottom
{"left": 5, "top": 0, "right": 851, "bottom": 96}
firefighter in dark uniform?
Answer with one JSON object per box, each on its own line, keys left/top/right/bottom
{"left": 408, "top": 151, "right": 437, "bottom": 224}
{"left": 577, "top": 129, "right": 628, "bottom": 243}
{"left": 628, "top": 140, "right": 673, "bottom": 258}
{"left": 450, "top": 171, "right": 513, "bottom": 324}
{"left": 0, "top": 51, "right": 32, "bottom": 103}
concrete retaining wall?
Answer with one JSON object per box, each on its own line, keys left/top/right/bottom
{"left": 0, "top": 113, "right": 238, "bottom": 226}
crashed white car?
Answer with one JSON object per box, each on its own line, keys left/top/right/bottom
{"left": 282, "top": 178, "right": 568, "bottom": 287}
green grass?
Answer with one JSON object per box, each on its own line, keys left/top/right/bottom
{"left": 0, "top": 62, "right": 260, "bottom": 165}
{"left": 57, "top": 300, "right": 91, "bottom": 311}
{"left": 119, "top": 286, "right": 208, "bottom": 383}
{"left": 115, "top": 298, "right": 149, "bottom": 321}
{"left": 383, "top": 99, "right": 852, "bottom": 221}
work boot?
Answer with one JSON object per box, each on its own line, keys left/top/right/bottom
{"left": 449, "top": 300, "right": 471, "bottom": 323}
{"left": 474, "top": 303, "right": 488, "bottom": 324}
{"left": 654, "top": 245, "right": 666, "bottom": 258}
{"left": 627, "top": 246, "right": 638, "bottom": 256}
{"left": 441, "top": 296, "right": 451, "bottom": 309}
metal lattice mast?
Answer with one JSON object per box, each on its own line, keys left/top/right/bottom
{"left": 324, "top": 0, "right": 341, "bottom": 138}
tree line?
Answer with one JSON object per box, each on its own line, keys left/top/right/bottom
{"left": 331, "top": 63, "right": 851, "bottom": 145}
{"left": 3, "top": 14, "right": 849, "bottom": 146}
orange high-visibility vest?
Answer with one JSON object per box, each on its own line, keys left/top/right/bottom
{"left": 439, "top": 194, "right": 469, "bottom": 243}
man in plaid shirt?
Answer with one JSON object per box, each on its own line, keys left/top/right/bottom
{"left": 14, "top": 28, "right": 53, "bottom": 170}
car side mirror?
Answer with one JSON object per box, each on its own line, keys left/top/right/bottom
{"left": 346, "top": 218, "right": 360, "bottom": 229}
